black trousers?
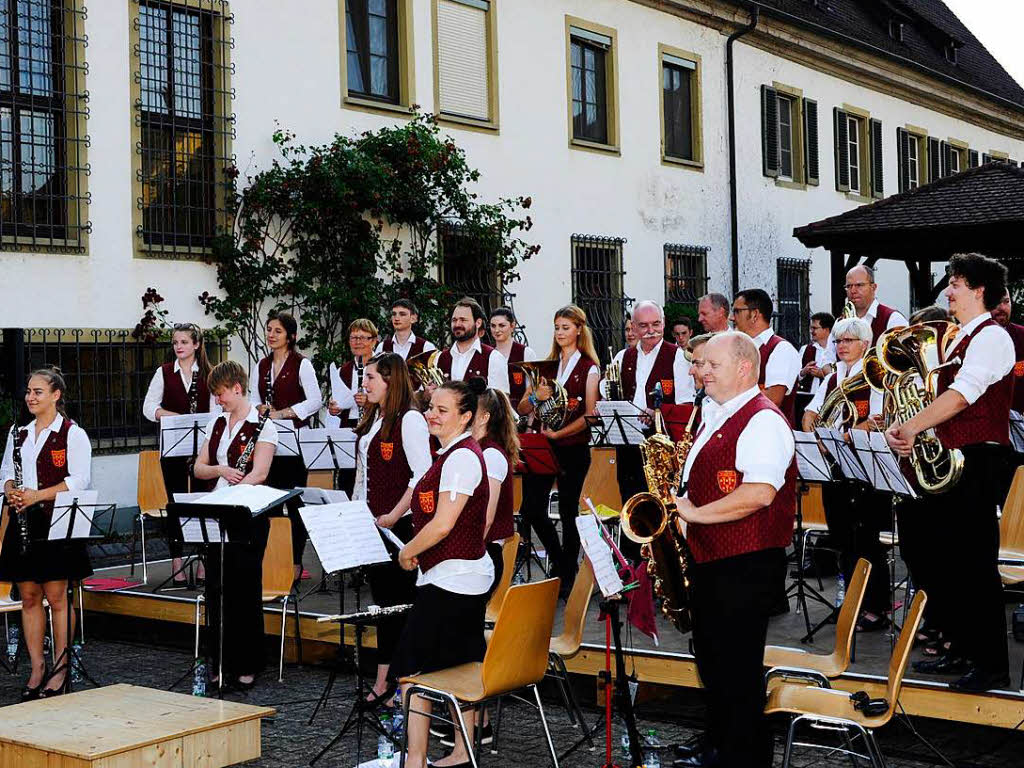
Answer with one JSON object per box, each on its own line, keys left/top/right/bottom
{"left": 267, "top": 455, "right": 309, "bottom": 565}
{"left": 366, "top": 518, "right": 417, "bottom": 665}
{"left": 614, "top": 445, "right": 645, "bottom": 564}
{"left": 204, "top": 516, "right": 270, "bottom": 678}
{"left": 923, "top": 444, "right": 1009, "bottom": 676}
{"left": 159, "top": 457, "right": 192, "bottom": 559}
{"left": 822, "top": 482, "right": 891, "bottom": 615}
{"left": 335, "top": 467, "right": 356, "bottom": 498}
{"left": 518, "top": 442, "right": 591, "bottom": 585}
{"left": 486, "top": 540, "right": 504, "bottom": 597}
{"left": 690, "top": 548, "right": 786, "bottom": 768}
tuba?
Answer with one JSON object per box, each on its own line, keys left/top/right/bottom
{"left": 815, "top": 351, "right": 882, "bottom": 430}
{"left": 407, "top": 349, "right": 448, "bottom": 390}
{"left": 513, "top": 359, "right": 569, "bottom": 430}
{"left": 619, "top": 409, "right": 693, "bottom": 633}
{"left": 876, "top": 322, "right": 964, "bottom": 493}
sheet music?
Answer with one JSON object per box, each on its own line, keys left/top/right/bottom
{"left": 1011, "top": 411, "right": 1024, "bottom": 454}
{"left": 159, "top": 413, "right": 209, "bottom": 458}
{"left": 298, "top": 486, "right": 352, "bottom": 505}
{"left": 576, "top": 514, "right": 624, "bottom": 597}
{"left": 793, "top": 431, "right": 832, "bottom": 483}
{"left": 272, "top": 419, "right": 301, "bottom": 458}
{"left": 868, "top": 431, "right": 918, "bottom": 499}
{"left": 299, "top": 501, "right": 390, "bottom": 573}
{"left": 815, "top": 427, "right": 869, "bottom": 484}
{"left": 180, "top": 517, "right": 225, "bottom": 544}
{"left": 848, "top": 430, "right": 882, "bottom": 488}
{"left": 49, "top": 491, "right": 99, "bottom": 540}
{"left": 172, "top": 492, "right": 207, "bottom": 503}
{"left": 194, "top": 484, "right": 293, "bottom": 515}
{"left": 298, "top": 428, "right": 357, "bottom": 470}
{"left": 592, "top": 401, "right": 647, "bottom": 446}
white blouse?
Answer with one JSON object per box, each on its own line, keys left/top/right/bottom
{"left": 205, "top": 406, "right": 279, "bottom": 489}
{"left": 248, "top": 356, "right": 323, "bottom": 423}
{"left": 0, "top": 415, "right": 91, "bottom": 492}
{"left": 142, "top": 360, "right": 220, "bottom": 421}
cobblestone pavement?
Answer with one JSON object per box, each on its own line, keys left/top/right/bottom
{"left": 0, "top": 624, "right": 1020, "bottom": 767}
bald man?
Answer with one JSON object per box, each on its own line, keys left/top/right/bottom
{"left": 698, "top": 293, "right": 731, "bottom": 333}
{"left": 844, "top": 265, "right": 908, "bottom": 344}
{"left": 673, "top": 332, "right": 795, "bottom": 768}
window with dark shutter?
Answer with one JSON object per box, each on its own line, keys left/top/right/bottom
{"left": 870, "top": 118, "right": 883, "bottom": 198}
{"left": 777, "top": 95, "right": 794, "bottom": 179}
{"left": 897, "top": 127, "right": 909, "bottom": 192}
{"left": 833, "top": 108, "right": 849, "bottom": 192}
{"left": 968, "top": 149, "right": 979, "bottom": 168}
{"left": 982, "top": 153, "right": 992, "bottom": 164}
{"left": 803, "top": 98, "right": 818, "bottom": 185}
{"left": 346, "top": 0, "right": 400, "bottom": 103}
{"left": 927, "top": 137, "right": 941, "bottom": 183}
{"left": 761, "top": 85, "right": 779, "bottom": 178}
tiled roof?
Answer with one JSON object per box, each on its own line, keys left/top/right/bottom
{"left": 747, "top": 0, "right": 1024, "bottom": 111}
{"left": 794, "top": 162, "right": 1024, "bottom": 250}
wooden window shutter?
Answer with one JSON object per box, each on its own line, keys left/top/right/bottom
{"left": 940, "top": 141, "right": 952, "bottom": 177}
{"left": 927, "top": 137, "right": 941, "bottom": 182}
{"left": 982, "top": 152, "right": 992, "bottom": 164}
{"left": 803, "top": 98, "right": 819, "bottom": 185}
{"left": 897, "top": 127, "right": 909, "bottom": 193}
{"left": 436, "top": 0, "right": 491, "bottom": 121}
{"left": 833, "top": 107, "right": 849, "bottom": 192}
{"left": 870, "top": 118, "right": 883, "bottom": 198}
{"left": 968, "top": 149, "right": 979, "bottom": 168}
{"left": 761, "top": 85, "right": 779, "bottom": 178}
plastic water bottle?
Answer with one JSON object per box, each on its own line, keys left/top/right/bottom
{"left": 43, "top": 633, "right": 51, "bottom": 660}
{"left": 390, "top": 693, "right": 405, "bottom": 742}
{"left": 377, "top": 714, "right": 395, "bottom": 761}
{"left": 70, "top": 641, "right": 83, "bottom": 684}
{"left": 620, "top": 731, "right": 631, "bottom": 762}
{"left": 192, "top": 661, "right": 207, "bottom": 697}
{"left": 644, "top": 729, "right": 661, "bottom": 768}
{"left": 835, "top": 572, "right": 846, "bottom": 608}
{"left": 6, "top": 625, "right": 19, "bottom": 661}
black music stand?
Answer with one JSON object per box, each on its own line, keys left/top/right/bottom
{"left": 42, "top": 496, "right": 116, "bottom": 694}
{"left": 585, "top": 406, "right": 647, "bottom": 449}
{"left": 515, "top": 433, "right": 562, "bottom": 581}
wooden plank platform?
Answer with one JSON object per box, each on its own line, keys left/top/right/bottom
{"left": 0, "top": 684, "right": 274, "bottom": 768}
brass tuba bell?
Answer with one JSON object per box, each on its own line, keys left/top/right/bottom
{"left": 406, "top": 349, "right": 448, "bottom": 390}
{"left": 513, "top": 359, "right": 570, "bottom": 430}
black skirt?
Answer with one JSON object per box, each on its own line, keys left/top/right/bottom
{"left": 389, "top": 584, "right": 487, "bottom": 681}
{"left": 0, "top": 505, "right": 92, "bottom": 584}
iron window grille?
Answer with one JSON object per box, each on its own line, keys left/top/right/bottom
{"left": 0, "top": 0, "right": 89, "bottom": 251}
{"left": 664, "top": 243, "right": 708, "bottom": 316}
{"left": 776, "top": 258, "right": 810, "bottom": 347}
{"left": 345, "top": 0, "right": 399, "bottom": 103}
{"left": 571, "top": 234, "right": 631, "bottom": 365}
{"left": 570, "top": 34, "right": 608, "bottom": 145}
{"left": 0, "top": 328, "right": 230, "bottom": 455}
{"left": 134, "top": 0, "right": 234, "bottom": 256}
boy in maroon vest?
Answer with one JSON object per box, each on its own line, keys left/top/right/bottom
{"left": 844, "top": 264, "right": 908, "bottom": 344}
{"left": 374, "top": 299, "right": 437, "bottom": 361}
{"left": 886, "top": 253, "right": 1014, "bottom": 693}
{"left": 731, "top": 289, "right": 800, "bottom": 426}
{"left": 673, "top": 332, "right": 795, "bottom": 768}
{"left": 436, "top": 298, "right": 510, "bottom": 393}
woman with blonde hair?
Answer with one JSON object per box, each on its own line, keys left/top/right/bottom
{"left": 517, "top": 305, "right": 600, "bottom": 594}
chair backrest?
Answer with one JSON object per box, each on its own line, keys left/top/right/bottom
{"left": 481, "top": 578, "right": 560, "bottom": 698}
{"left": 137, "top": 450, "right": 169, "bottom": 514}
{"left": 802, "top": 483, "right": 827, "bottom": 527}
{"left": 0, "top": 581, "right": 13, "bottom": 603}
{"left": 552, "top": 557, "right": 596, "bottom": 655}
{"left": 1000, "top": 466, "right": 1024, "bottom": 552}
{"left": 262, "top": 517, "right": 295, "bottom": 597}
{"left": 885, "top": 590, "right": 927, "bottom": 716}
{"left": 832, "top": 558, "right": 872, "bottom": 669}
{"left": 485, "top": 533, "right": 521, "bottom": 623}
{"left": 581, "top": 448, "right": 622, "bottom": 510}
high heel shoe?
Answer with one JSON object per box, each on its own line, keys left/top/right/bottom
{"left": 20, "top": 683, "right": 42, "bottom": 702}
{"left": 38, "top": 685, "right": 65, "bottom": 698}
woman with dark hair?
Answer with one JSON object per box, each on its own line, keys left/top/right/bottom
{"left": 353, "top": 353, "right": 432, "bottom": 702}
{"left": 393, "top": 379, "right": 493, "bottom": 768}
{"left": 1, "top": 367, "right": 93, "bottom": 699}
{"left": 489, "top": 307, "right": 537, "bottom": 411}
{"left": 142, "top": 322, "right": 218, "bottom": 584}
{"left": 250, "top": 311, "right": 322, "bottom": 580}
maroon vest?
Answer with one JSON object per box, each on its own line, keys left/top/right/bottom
{"left": 437, "top": 343, "right": 495, "bottom": 382}
{"left": 207, "top": 414, "right": 262, "bottom": 471}
{"left": 24, "top": 418, "right": 74, "bottom": 525}
{"left": 505, "top": 342, "right": 528, "bottom": 406}
{"left": 935, "top": 318, "right": 1013, "bottom": 450}
{"left": 553, "top": 354, "right": 598, "bottom": 447}
{"left": 686, "top": 395, "right": 796, "bottom": 563}
{"left": 383, "top": 334, "right": 428, "bottom": 358}
{"left": 758, "top": 334, "right": 797, "bottom": 426}
{"left": 160, "top": 362, "right": 211, "bottom": 415}
{"left": 479, "top": 438, "right": 515, "bottom": 543}
{"left": 620, "top": 342, "right": 679, "bottom": 408}
{"left": 797, "top": 344, "right": 817, "bottom": 393}
{"left": 821, "top": 367, "right": 872, "bottom": 423}
{"left": 1005, "top": 322, "right": 1024, "bottom": 414}
{"left": 410, "top": 437, "right": 488, "bottom": 573}
{"left": 257, "top": 352, "right": 310, "bottom": 427}
{"left": 361, "top": 412, "right": 416, "bottom": 518}
{"left": 870, "top": 304, "right": 897, "bottom": 345}
{"left": 336, "top": 360, "right": 364, "bottom": 428}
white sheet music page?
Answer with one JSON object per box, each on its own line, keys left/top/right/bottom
{"left": 159, "top": 413, "right": 208, "bottom": 458}
{"left": 196, "top": 484, "right": 293, "bottom": 515}
{"left": 576, "top": 514, "right": 623, "bottom": 597}
{"left": 868, "top": 431, "right": 918, "bottom": 499}
{"left": 299, "top": 501, "right": 390, "bottom": 573}
{"left": 1011, "top": 411, "right": 1024, "bottom": 454}
{"left": 172, "top": 492, "right": 207, "bottom": 503}
{"left": 49, "top": 490, "right": 99, "bottom": 540}
{"left": 180, "top": 517, "right": 224, "bottom": 544}
{"left": 272, "top": 419, "right": 301, "bottom": 457}
{"left": 298, "top": 428, "right": 357, "bottom": 470}
{"left": 793, "top": 431, "right": 831, "bottom": 483}
{"left": 593, "top": 401, "right": 647, "bottom": 446}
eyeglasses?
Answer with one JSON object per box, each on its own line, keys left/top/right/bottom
{"left": 730, "top": 307, "right": 755, "bottom": 315}
{"left": 349, "top": 334, "right": 375, "bottom": 342}
{"left": 835, "top": 337, "right": 862, "bottom": 344}
{"left": 173, "top": 323, "right": 199, "bottom": 332}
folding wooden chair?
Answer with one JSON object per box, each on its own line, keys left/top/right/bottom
{"left": 132, "top": 450, "right": 168, "bottom": 584}
{"left": 262, "top": 517, "right": 303, "bottom": 682}
{"left": 485, "top": 533, "right": 521, "bottom": 625}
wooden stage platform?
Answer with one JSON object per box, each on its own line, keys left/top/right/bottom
{"left": 0, "top": 684, "right": 273, "bottom": 767}
{"left": 80, "top": 553, "right": 1024, "bottom": 733}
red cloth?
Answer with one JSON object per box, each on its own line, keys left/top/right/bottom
{"left": 625, "top": 565, "right": 659, "bottom": 643}
{"left": 660, "top": 403, "right": 695, "bottom": 442}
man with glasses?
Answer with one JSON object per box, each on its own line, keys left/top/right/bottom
{"left": 731, "top": 289, "right": 801, "bottom": 426}
{"left": 796, "top": 312, "right": 836, "bottom": 422}
{"left": 844, "top": 265, "right": 908, "bottom": 344}
{"left": 375, "top": 299, "right": 436, "bottom": 360}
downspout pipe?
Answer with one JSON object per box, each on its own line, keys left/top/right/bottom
{"left": 727, "top": 3, "right": 759, "bottom": 297}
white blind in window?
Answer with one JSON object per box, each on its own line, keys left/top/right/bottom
{"left": 437, "top": 0, "right": 490, "bottom": 121}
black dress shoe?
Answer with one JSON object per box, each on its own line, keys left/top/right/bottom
{"left": 674, "top": 747, "right": 718, "bottom": 767}
{"left": 674, "top": 741, "right": 702, "bottom": 759}
{"left": 949, "top": 669, "right": 1011, "bottom": 693}
{"left": 912, "top": 654, "right": 969, "bottom": 674}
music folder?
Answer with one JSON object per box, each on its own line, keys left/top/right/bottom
{"left": 516, "top": 432, "right": 560, "bottom": 475}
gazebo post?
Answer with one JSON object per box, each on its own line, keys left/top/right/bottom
{"left": 830, "top": 249, "right": 847, "bottom": 315}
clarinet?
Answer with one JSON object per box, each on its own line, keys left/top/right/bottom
{"left": 264, "top": 363, "right": 275, "bottom": 413}
{"left": 187, "top": 369, "right": 199, "bottom": 414}
{"left": 355, "top": 358, "right": 365, "bottom": 419}
{"left": 10, "top": 427, "right": 28, "bottom": 554}
{"left": 236, "top": 409, "right": 271, "bottom": 475}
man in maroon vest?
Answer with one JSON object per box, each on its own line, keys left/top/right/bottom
{"left": 992, "top": 289, "right": 1024, "bottom": 414}
{"left": 673, "top": 331, "right": 795, "bottom": 768}
{"left": 844, "top": 264, "right": 908, "bottom": 344}
{"left": 436, "top": 298, "right": 509, "bottom": 393}
{"left": 730, "top": 289, "right": 801, "bottom": 426}
{"left": 374, "top": 299, "right": 437, "bottom": 361}
{"left": 795, "top": 312, "right": 836, "bottom": 423}
{"left": 887, "top": 253, "right": 1014, "bottom": 693}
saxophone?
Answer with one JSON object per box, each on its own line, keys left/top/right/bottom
{"left": 10, "top": 427, "right": 29, "bottom": 554}
{"left": 619, "top": 408, "right": 694, "bottom": 633}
